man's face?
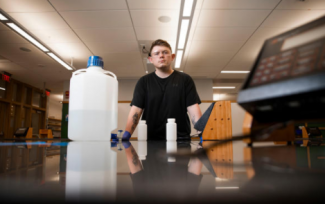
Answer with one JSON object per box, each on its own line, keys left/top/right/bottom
{"left": 148, "top": 45, "right": 175, "bottom": 70}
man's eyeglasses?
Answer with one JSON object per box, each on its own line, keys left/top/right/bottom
{"left": 150, "top": 50, "right": 171, "bottom": 57}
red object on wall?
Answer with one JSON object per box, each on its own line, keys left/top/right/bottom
{"left": 45, "top": 91, "right": 50, "bottom": 96}
{"left": 2, "top": 74, "right": 10, "bottom": 82}
{"left": 65, "top": 91, "right": 69, "bottom": 99}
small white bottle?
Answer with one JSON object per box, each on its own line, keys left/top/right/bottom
{"left": 138, "top": 120, "right": 147, "bottom": 141}
{"left": 166, "top": 118, "right": 177, "bottom": 141}
{"left": 166, "top": 141, "right": 177, "bottom": 162}
{"left": 138, "top": 141, "right": 147, "bottom": 160}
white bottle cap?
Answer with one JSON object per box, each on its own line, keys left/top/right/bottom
{"left": 139, "top": 120, "right": 146, "bottom": 124}
{"left": 168, "top": 157, "right": 176, "bottom": 162}
{"left": 139, "top": 156, "right": 146, "bottom": 160}
{"left": 167, "top": 118, "right": 175, "bottom": 123}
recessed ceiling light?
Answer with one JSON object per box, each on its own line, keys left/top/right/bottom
{"left": 158, "top": 16, "right": 171, "bottom": 23}
{"left": 175, "top": 50, "right": 183, "bottom": 68}
{"left": 213, "top": 86, "right": 236, "bottom": 89}
{"left": 20, "top": 47, "right": 31, "bottom": 52}
{"left": 183, "top": 0, "right": 194, "bottom": 17}
{"left": 47, "top": 53, "right": 73, "bottom": 70}
{"left": 0, "top": 13, "right": 8, "bottom": 21}
{"left": 7, "top": 23, "right": 49, "bottom": 52}
{"left": 178, "top": 19, "right": 189, "bottom": 49}
{"left": 221, "top": 71, "right": 250, "bottom": 74}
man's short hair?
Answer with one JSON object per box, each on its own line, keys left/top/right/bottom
{"left": 149, "top": 39, "right": 172, "bottom": 57}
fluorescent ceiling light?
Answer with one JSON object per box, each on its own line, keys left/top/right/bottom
{"left": 213, "top": 86, "right": 235, "bottom": 89}
{"left": 178, "top": 19, "right": 189, "bottom": 49}
{"left": 7, "top": 23, "right": 49, "bottom": 52}
{"left": 0, "top": 13, "right": 8, "bottom": 20}
{"left": 175, "top": 50, "right": 183, "bottom": 68}
{"left": 215, "top": 187, "right": 239, "bottom": 190}
{"left": 183, "top": 0, "right": 194, "bottom": 17}
{"left": 0, "top": 87, "right": 5, "bottom": 91}
{"left": 47, "top": 53, "right": 73, "bottom": 70}
{"left": 221, "top": 71, "right": 250, "bottom": 74}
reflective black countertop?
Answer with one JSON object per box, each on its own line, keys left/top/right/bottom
{"left": 0, "top": 139, "right": 324, "bottom": 203}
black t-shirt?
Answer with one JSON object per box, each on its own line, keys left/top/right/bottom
{"left": 131, "top": 71, "right": 201, "bottom": 140}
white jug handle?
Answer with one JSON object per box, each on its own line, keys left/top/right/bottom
{"left": 72, "top": 69, "right": 87, "bottom": 77}
{"left": 103, "top": 70, "right": 117, "bottom": 80}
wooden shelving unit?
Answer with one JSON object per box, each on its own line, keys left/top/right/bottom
{"left": 0, "top": 76, "right": 47, "bottom": 139}
{"left": 47, "top": 118, "right": 61, "bottom": 138}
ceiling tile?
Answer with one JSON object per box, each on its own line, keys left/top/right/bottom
{"left": 261, "top": 10, "right": 325, "bottom": 28}
{"left": 0, "top": 23, "right": 10, "bottom": 31}
{"left": 249, "top": 27, "right": 291, "bottom": 42}
{"left": 196, "top": 0, "right": 204, "bottom": 10}
{"left": 60, "top": 10, "right": 132, "bottom": 28}
{"left": 16, "top": 61, "right": 63, "bottom": 70}
{"left": 0, "top": 43, "right": 42, "bottom": 55}
{"left": 187, "top": 7, "right": 201, "bottom": 41}
{"left": 8, "top": 12, "right": 70, "bottom": 30}
{"left": 202, "top": 0, "right": 280, "bottom": 9}
{"left": 30, "top": 29, "right": 81, "bottom": 44}
{"left": 0, "top": 62, "right": 26, "bottom": 70}
{"left": 50, "top": 0, "right": 127, "bottom": 11}
{"left": 223, "top": 65, "right": 253, "bottom": 71}
{"left": 193, "top": 27, "right": 256, "bottom": 41}
{"left": 102, "top": 60, "right": 143, "bottom": 68}
{"left": 0, "top": 31, "right": 29, "bottom": 44}
{"left": 226, "top": 59, "right": 255, "bottom": 70}
{"left": 96, "top": 52, "right": 142, "bottom": 62}
{"left": 197, "top": 10, "right": 271, "bottom": 27}
{"left": 135, "top": 27, "right": 177, "bottom": 40}
{"left": 230, "top": 40, "right": 264, "bottom": 63}
{"left": 216, "top": 73, "right": 249, "bottom": 79}
{"left": 70, "top": 60, "right": 88, "bottom": 69}
{"left": 75, "top": 28, "right": 137, "bottom": 42}
{"left": 130, "top": 10, "right": 180, "bottom": 27}
{"left": 46, "top": 42, "right": 93, "bottom": 61}
{"left": 1, "top": 53, "right": 55, "bottom": 64}
{"left": 127, "top": 0, "right": 181, "bottom": 9}
{"left": 276, "top": 0, "right": 325, "bottom": 10}
{"left": 0, "top": 0, "right": 54, "bottom": 12}
{"left": 186, "top": 51, "right": 234, "bottom": 67}
{"left": 185, "top": 66, "right": 223, "bottom": 73}
{"left": 86, "top": 41, "right": 140, "bottom": 54}
{"left": 189, "top": 41, "right": 245, "bottom": 53}
{"left": 108, "top": 64, "right": 144, "bottom": 73}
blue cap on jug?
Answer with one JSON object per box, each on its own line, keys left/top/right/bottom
{"left": 87, "top": 56, "right": 104, "bottom": 68}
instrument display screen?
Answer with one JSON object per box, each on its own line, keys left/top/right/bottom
{"left": 248, "top": 22, "right": 325, "bottom": 88}
{"left": 238, "top": 15, "right": 325, "bottom": 122}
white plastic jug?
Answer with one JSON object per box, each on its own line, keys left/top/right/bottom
{"left": 65, "top": 142, "right": 117, "bottom": 201}
{"left": 68, "top": 56, "right": 118, "bottom": 141}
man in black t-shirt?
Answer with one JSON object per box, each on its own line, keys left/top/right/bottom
{"left": 122, "top": 39, "right": 202, "bottom": 140}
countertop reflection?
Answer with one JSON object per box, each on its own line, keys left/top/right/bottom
{"left": 0, "top": 140, "right": 324, "bottom": 203}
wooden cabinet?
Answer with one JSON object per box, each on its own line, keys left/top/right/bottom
{"left": 0, "top": 76, "right": 47, "bottom": 138}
